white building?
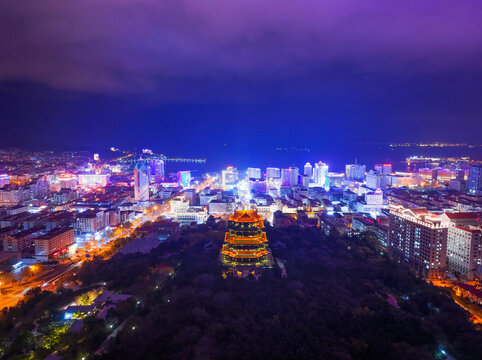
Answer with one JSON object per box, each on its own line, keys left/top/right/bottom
{"left": 266, "top": 167, "right": 281, "bottom": 179}
{"left": 303, "top": 163, "right": 313, "bottom": 179}
{"left": 78, "top": 174, "right": 109, "bottom": 188}
{"left": 443, "top": 213, "right": 482, "bottom": 280}
{"left": 0, "top": 185, "right": 30, "bottom": 206}
{"left": 365, "top": 188, "right": 383, "bottom": 205}
{"left": 170, "top": 197, "right": 190, "bottom": 213}
{"left": 208, "top": 200, "right": 236, "bottom": 215}
{"left": 222, "top": 167, "right": 238, "bottom": 187}
{"left": 289, "top": 166, "right": 299, "bottom": 187}
{"left": 345, "top": 164, "right": 366, "bottom": 181}
{"left": 366, "top": 170, "right": 390, "bottom": 190}
{"left": 313, "top": 162, "right": 328, "bottom": 187}
{"left": 75, "top": 210, "right": 106, "bottom": 234}
{"left": 247, "top": 167, "right": 262, "bottom": 180}
{"left": 172, "top": 207, "right": 207, "bottom": 224}
{"left": 58, "top": 174, "right": 78, "bottom": 189}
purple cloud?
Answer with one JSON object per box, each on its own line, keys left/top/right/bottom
{"left": 0, "top": 0, "right": 481, "bottom": 94}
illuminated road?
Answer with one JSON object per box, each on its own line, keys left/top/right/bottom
{"left": 0, "top": 179, "right": 211, "bottom": 310}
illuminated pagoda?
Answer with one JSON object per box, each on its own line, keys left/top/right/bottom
{"left": 220, "top": 209, "right": 274, "bottom": 276}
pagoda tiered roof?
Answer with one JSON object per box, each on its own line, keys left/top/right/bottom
{"left": 224, "top": 232, "right": 268, "bottom": 245}
{"left": 229, "top": 209, "right": 263, "bottom": 223}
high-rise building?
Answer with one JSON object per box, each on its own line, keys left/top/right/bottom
{"left": 280, "top": 168, "right": 290, "bottom": 187}
{"left": 375, "top": 163, "right": 392, "bottom": 175}
{"left": 222, "top": 167, "right": 238, "bottom": 187}
{"left": 313, "top": 162, "right": 328, "bottom": 187}
{"left": 177, "top": 171, "right": 191, "bottom": 187}
{"left": 266, "top": 167, "right": 281, "bottom": 179}
{"left": 93, "top": 153, "right": 100, "bottom": 162}
{"left": 184, "top": 188, "right": 197, "bottom": 205}
{"left": 389, "top": 204, "right": 448, "bottom": 279}
{"left": 468, "top": 165, "right": 482, "bottom": 195}
{"left": 366, "top": 170, "right": 390, "bottom": 190}
{"left": 247, "top": 167, "right": 262, "bottom": 179}
{"left": 303, "top": 163, "right": 313, "bottom": 179}
{"left": 289, "top": 165, "right": 299, "bottom": 187}
{"left": 220, "top": 209, "right": 274, "bottom": 273}
{"left": 150, "top": 159, "right": 165, "bottom": 182}
{"left": 281, "top": 166, "right": 299, "bottom": 187}
{"left": 134, "top": 161, "right": 149, "bottom": 202}
{"left": 443, "top": 213, "right": 482, "bottom": 280}
{"left": 345, "top": 163, "right": 366, "bottom": 181}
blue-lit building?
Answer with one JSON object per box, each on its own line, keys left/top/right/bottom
{"left": 468, "top": 165, "right": 482, "bottom": 195}
{"left": 134, "top": 161, "right": 149, "bottom": 202}
{"left": 177, "top": 171, "right": 191, "bottom": 188}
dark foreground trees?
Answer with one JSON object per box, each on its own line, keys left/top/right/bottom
{"left": 94, "top": 226, "right": 482, "bottom": 360}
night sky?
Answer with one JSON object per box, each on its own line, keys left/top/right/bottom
{"left": 1, "top": 1, "right": 481, "bottom": 160}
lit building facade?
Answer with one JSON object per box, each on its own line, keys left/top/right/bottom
{"left": 468, "top": 165, "right": 482, "bottom": 195}
{"left": 58, "top": 174, "right": 78, "bottom": 189}
{"left": 150, "top": 159, "right": 165, "bottom": 182}
{"left": 366, "top": 170, "right": 389, "bottom": 190}
{"left": 406, "top": 157, "right": 429, "bottom": 173}
{"left": 35, "top": 227, "right": 75, "bottom": 261}
{"left": 222, "top": 166, "right": 238, "bottom": 187}
{"left": 281, "top": 165, "right": 299, "bottom": 187}
{"left": 313, "top": 162, "right": 328, "bottom": 187}
{"left": 345, "top": 163, "right": 366, "bottom": 181}
{"left": 443, "top": 213, "right": 482, "bottom": 280}
{"left": 78, "top": 173, "right": 109, "bottom": 188}
{"left": 365, "top": 188, "right": 383, "bottom": 205}
{"left": 247, "top": 167, "right": 262, "bottom": 179}
{"left": 266, "top": 167, "right": 281, "bottom": 179}
{"left": 134, "top": 161, "right": 149, "bottom": 202}
{"left": 177, "top": 171, "right": 191, "bottom": 187}
{"left": 303, "top": 162, "right": 313, "bottom": 178}
{"left": 0, "top": 174, "right": 10, "bottom": 188}
{"left": 75, "top": 210, "right": 106, "bottom": 234}
{"left": 0, "top": 185, "right": 30, "bottom": 206}
{"left": 375, "top": 163, "right": 392, "bottom": 174}
{"left": 389, "top": 205, "right": 447, "bottom": 279}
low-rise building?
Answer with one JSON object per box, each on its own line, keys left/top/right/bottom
{"left": 74, "top": 210, "right": 105, "bottom": 234}
{"left": 208, "top": 200, "right": 236, "bottom": 216}
{"left": 3, "top": 227, "right": 44, "bottom": 252}
{"left": 35, "top": 227, "right": 75, "bottom": 261}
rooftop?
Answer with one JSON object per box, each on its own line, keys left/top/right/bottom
{"left": 229, "top": 209, "right": 263, "bottom": 223}
{"left": 37, "top": 227, "right": 73, "bottom": 240}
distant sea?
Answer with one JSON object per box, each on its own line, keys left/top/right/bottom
{"left": 161, "top": 143, "right": 482, "bottom": 175}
